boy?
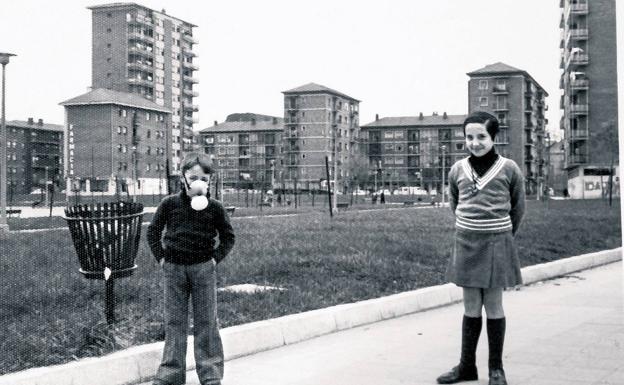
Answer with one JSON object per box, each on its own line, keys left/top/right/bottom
{"left": 147, "top": 153, "right": 235, "bottom": 385}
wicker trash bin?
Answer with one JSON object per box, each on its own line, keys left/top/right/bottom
{"left": 64, "top": 202, "right": 144, "bottom": 324}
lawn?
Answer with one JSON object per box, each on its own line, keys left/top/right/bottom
{"left": 0, "top": 199, "right": 620, "bottom": 374}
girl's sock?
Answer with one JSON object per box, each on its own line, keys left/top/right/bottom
{"left": 487, "top": 317, "right": 506, "bottom": 371}
{"left": 459, "top": 315, "right": 482, "bottom": 370}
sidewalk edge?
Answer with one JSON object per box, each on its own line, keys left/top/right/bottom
{"left": 1, "top": 247, "right": 621, "bottom": 385}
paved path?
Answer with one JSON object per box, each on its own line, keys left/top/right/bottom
{"left": 146, "top": 261, "right": 623, "bottom": 385}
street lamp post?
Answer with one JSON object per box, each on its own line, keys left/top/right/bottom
{"left": 0, "top": 52, "right": 16, "bottom": 234}
{"left": 441, "top": 145, "right": 447, "bottom": 206}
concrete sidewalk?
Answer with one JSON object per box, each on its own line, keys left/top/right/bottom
{"left": 165, "top": 261, "right": 623, "bottom": 385}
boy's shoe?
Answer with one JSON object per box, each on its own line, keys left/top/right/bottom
{"left": 436, "top": 365, "right": 478, "bottom": 384}
{"left": 488, "top": 369, "right": 507, "bottom": 385}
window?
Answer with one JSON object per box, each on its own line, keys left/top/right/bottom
{"left": 146, "top": 130, "right": 151, "bottom": 138}
{"left": 383, "top": 132, "right": 394, "bottom": 139}
{"left": 119, "top": 109, "right": 127, "bottom": 117}
{"left": 146, "top": 146, "right": 151, "bottom": 155}
{"left": 479, "top": 97, "right": 488, "bottom": 107}
{"left": 394, "top": 131, "right": 404, "bottom": 139}
{"left": 117, "top": 126, "right": 122, "bottom": 134}
{"left": 478, "top": 80, "right": 488, "bottom": 90}
{"left": 455, "top": 143, "right": 465, "bottom": 151}
{"left": 146, "top": 164, "right": 151, "bottom": 171}
{"left": 106, "top": 28, "right": 112, "bottom": 33}
{"left": 122, "top": 126, "right": 127, "bottom": 134}
{"left": 145, "top": 112, "right": 150, "bottom": 121}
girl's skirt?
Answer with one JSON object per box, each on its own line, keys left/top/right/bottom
{"left": 446, "top": 229, "right": 522, "bottom": 288}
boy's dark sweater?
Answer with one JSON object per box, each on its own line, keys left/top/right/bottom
{"left": 147, "top": 192, "right": 235, "bottom": 265}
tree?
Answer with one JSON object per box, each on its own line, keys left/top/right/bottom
{"left": 349, "top": 153, "right": 371, "bottom": 190}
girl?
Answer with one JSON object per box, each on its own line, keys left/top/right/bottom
{"left": 437, "top": 111, "right": 525, "bottom": 385}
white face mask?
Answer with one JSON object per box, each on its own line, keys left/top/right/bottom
{"left": 186, "top": 179, "right": 209, "bottom": 211}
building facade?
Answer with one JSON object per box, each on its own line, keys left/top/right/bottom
{"left": 200, "top": 114, "right": 283, "bottom": 188}
{"left": 361, "top": 113, "right": 466, "bottom": 192}
{"left": 282, "top": 83, "right": 360, "bottom": 191}
{"left": 546, "top": 139, "right": 567, "bottom": 195}
{"left": 60, "top": 88, "right": 172, "bottom": 196}
{"left": 88, "top": 3, "right": 198, "bottom": 173}
{"left": 467, "top": 62, "right": 549, "bottom": 195}
{"left": 4, "top": 119, "right": 63, "bottom": 195}
{"left": 559, "top": 0, "right": 618, "bottom": 198}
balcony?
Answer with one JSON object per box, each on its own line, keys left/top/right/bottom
{"left": 183, "top": 75, "right": 199, "bottom": 84}
{"left": 492, "top": 85, "right": 509, "bottom": 94}
{"left": 568, "top": 28, "right": 588, "bottom": 40}
{"left": 568, "top": 154, "right": 588, "bottom": 165}
{"left": 525, "top": 138, "right": 534, "bottom": 146}
{"left": 559, "top": 30, "right": 565, "bottom": 48}
{"left": 127, "top": 77, "right": 154, "bottom": 87}
{"left": 570, "top": 79, "right": 589, "bottom": 90}
{"left": 493, "top": 105, "right": 509, "bottom": 112}
{"left": 570, "top": 104, "right": 589, "bottom": 115}
{"left": 182, "top": 61, "right": 199, "bottom": 71}
{"left": 128, "top": 14, "right": 154, "bottom": 27}
{"left": 182, "top": 49, "right": 197, "bottom": 57}
{"left": 128, "top": 31, "right": 154, "bottom": 43}
{"left": 128, "top": 46, "right": 154, "bottom": 58}
{"left": 127, "top": 61, "right": 154, "bottom": 72}
{"left": 285, "top": 104, "right": 299, "bottom": 111}
{"left": 183, "top": 115, "right": 199, "bottom": 124}
{"left": 567, "top": 53, "right": 589, "bottom": 68}
{"left": 570, "top": 3, "right": 589, "bottom": 15}
{"left": 183, "top": 102, "right": 199, "bottom": 111}
{"left": 183, "top": 88, "right": 199, "bottom": 97}
{"left": 569, "top": 129, "right": 589, "bottom": 139}
{"left": 182, "top": 33, "right": 198, "bottom": 44}
{"left": 285, "top": 117, "right": 299, "bottom": 125}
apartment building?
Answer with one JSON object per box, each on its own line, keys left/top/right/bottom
{"left": 467, "top": 62, "right": 549, "bottom": 195}
{"left": 60, "top": 88, "right": 172, "bottom": 196}
{"left": 282, "top": 83, "right": 360, "bottom": 191}
{"left": 559, "top": 0, "right": 618, "bottom": 199}
{"left": 4, "top": 119, "right": 63, "bottom": 195}
{"left": 200, "top": 114, "right": 283, "bottom": 188}
{"left": 361, "top": 113, "right": 466, "bottom": 192}
{"left": 88, "top": 3, "right": 198, "bottom": 173}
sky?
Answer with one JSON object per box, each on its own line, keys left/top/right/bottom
{"left": 1, "top": 0, "right": 562, "bottom": 136}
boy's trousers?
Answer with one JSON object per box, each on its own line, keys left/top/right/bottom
{"left": 156, "top": 260, "right": 224, "bottom": 385}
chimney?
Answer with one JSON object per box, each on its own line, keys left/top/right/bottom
{"left": 443, "top": 112, "right": 448, "bottom": 119}
{"left": 251, "top": 118, "right": 256, "bottom": 125}
{"left": 214, "top": 120, "right": 218, "bottom": 126}
{"left": 432, "top": 111, "right": 438, "bottom": 116}
{"left": 375, "top": 114, "right": 379, "bottom": 121}
{"left": 38, "top": 119, "right": 44, "bottom": 126}
{"left": 418, "top": 112, "right": 423, "bottom": 120}
{"left": 27, "top": 117, "right": 34, "bottom": 125}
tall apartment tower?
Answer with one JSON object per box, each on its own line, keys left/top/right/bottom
{"left": 467, "top": 63, "right": 548, "bottom": 195}
{"left": 282, "top": 83, "right": 360, "bottom": 191}
{"left": 88, "top": 3, "right": 198, "bottom": 173}
{"left": 559, "top": 0, "right": 618, "bottom": 198}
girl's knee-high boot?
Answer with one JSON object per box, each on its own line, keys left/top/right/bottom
{"left": 436, "top": 315, "right": 481, "bottom": 384}
{"left": 487, "top": 317, "right": 507, "bottom": 385}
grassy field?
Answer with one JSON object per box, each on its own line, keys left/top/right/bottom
{"left": 0, "top": 199, "right": 620, "bottom": 374}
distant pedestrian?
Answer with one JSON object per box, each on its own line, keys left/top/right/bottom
{"left": 380, "top": 191, "right": 386, "bottom": 204}
{"left": 147, "top": 153, "right": 235, "bottom": 385}
{"left": 372, "top": 193, "right": 378, "bottom": 204}
{"left": 437, "top": 112, "right": 525, "bottom": 385}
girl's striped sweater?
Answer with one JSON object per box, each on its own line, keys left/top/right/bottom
{"left": 448, "top": 156, "right": 526, "bottom": 234}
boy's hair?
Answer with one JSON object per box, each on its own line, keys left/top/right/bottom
{"left": 181, "top": 152, "right": 214, "bottom": 175}
{"left": 463, "top": 111, "right": 499, "bottom": 140}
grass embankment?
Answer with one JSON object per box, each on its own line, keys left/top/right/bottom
{"left": 0, "top": 199, "right": 620, "bottom": 374}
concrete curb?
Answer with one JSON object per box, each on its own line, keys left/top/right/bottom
{"left": 1, "top": 247, "right": 621, "bottom": 385}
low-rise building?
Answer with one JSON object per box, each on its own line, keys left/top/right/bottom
{"left": 199, "top": 113, "right": 283, "bottom": 188}
{"left": 361, "top": 112, "right": 466, "bottom": 192}
{"left": 60, "top": 88, "right": 172, "bottom": 196}
{"left": 4, "top": 118, "right": 63, "bottom": 195}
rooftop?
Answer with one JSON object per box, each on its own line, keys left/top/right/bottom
{"left": 362, "top": 113, "right": 466, "bottom": 128}
{"left": 200, "top": 114, "right": 284, "bottom": 133}
{"left": 7, "top": 119, "right": 63, "bottom": 133}
{"left": 282, "top": 83, "right": 360, "bottom": 102}
{"left": 467, "top": 62, "right": 548, "bottom": 95}
{"left": 87, "top": 3, "right": 197, "bottom": 27}
{"left": 59, "top": 88, "right": 171, "bottom": 113}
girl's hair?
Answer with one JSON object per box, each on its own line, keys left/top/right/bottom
{"left": 463, "top": 111, "right": 499, "bottom": 139}
{"left": 181, "top": 152, "right": 214, "bottom": 175}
